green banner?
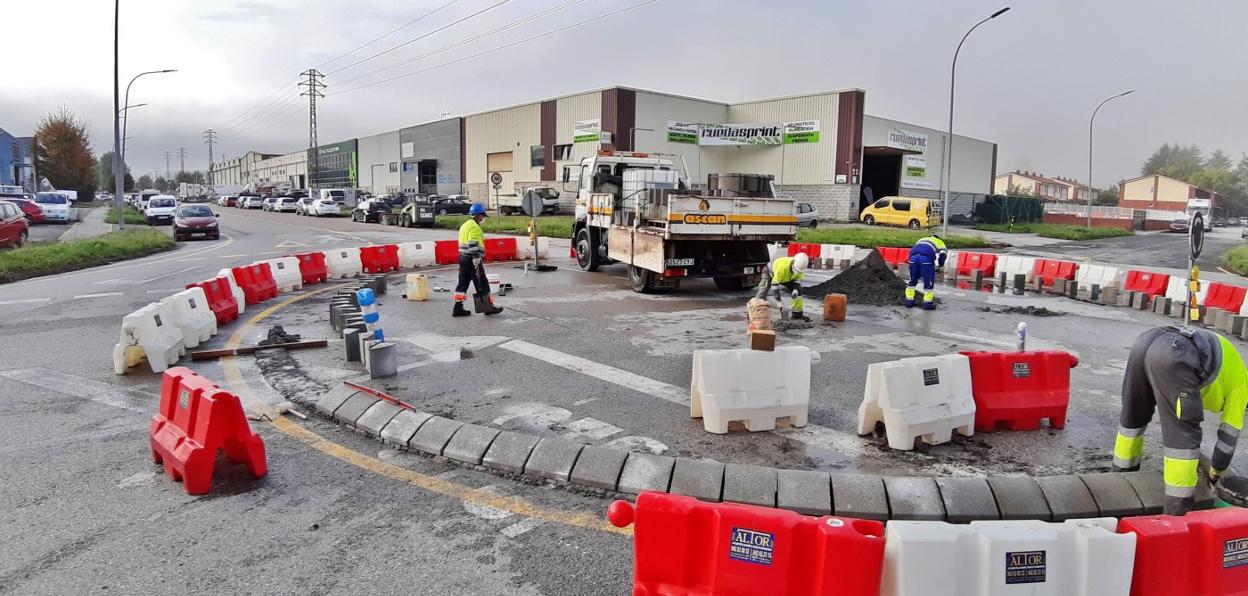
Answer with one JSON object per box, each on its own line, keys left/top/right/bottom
{"left": 573, "top": 119, "right": 601, "bottom": 144}
{"left": 782, "top": 120, "right": 820, "bottom": 144}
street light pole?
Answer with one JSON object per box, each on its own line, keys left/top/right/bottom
{"left": 1087, "top": 89, "right": 1134, "bottom": 227}
{"left": 112, "top": 0, "right": 123, "bottom": 229}
{"left": 119, "top": 68, "right": 177, "bottom": 182}
{"left": 941, "top": 6, "right": 1010, "bottom": 236}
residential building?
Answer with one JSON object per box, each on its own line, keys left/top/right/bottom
{"left": 1118, "top": 173, "right": 1218, "bottom": 211}
{"left": 993, "top": 170, "right": 1091, "bottom": 203}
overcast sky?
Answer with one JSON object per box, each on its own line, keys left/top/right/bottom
{"left": 5, "top": 0, "right": 1245, "bottom": 188}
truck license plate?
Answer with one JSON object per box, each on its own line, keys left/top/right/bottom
{"left": 665, "top": 258, "right": 695, "bottom": 267}
{"left": 743, "top": 266, "right": 756, "bottom": 274}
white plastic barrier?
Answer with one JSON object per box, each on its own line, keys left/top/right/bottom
{"left": 397, "top": 241, "right": 437, "bottom": 269}
{"left": 881, "top": 518, "right": 1136, "bottom": 596}
{"left": 996, "top": 255, "right": 1036, "bottom": 282}
{"left": 857, "top": 354, "right": 975, "bottom": 450}
{"left": 113, "top": 301, "right": 185, "bottom": 374}
{"left": 767, "top": 243, "right": 784, "bottom": 261}
{"left": 690, "top": 346, "right": 810, "bottom": 433}
{"left": 1165, "top": 275, "right": 1208, "bottom": 305}
{"left": 816, "top": 243, "right": 858, "bottom": 268}
{"left": 515, "top": 237, "right": 551, "bottom": 260}
{"left": 215, "top": 268, "right": 246, "bottom": 315}
{"left": 1074, "top": 264, "right": 1123, "bottom": 291}
{"left": 159, "top": 287, "right": 217, "bottom": 349}
{"left": 324, "top": 247, "right": 363, "bottom": 279}
{"left": 257, "top": 257, "right": 302, "bottom": 292}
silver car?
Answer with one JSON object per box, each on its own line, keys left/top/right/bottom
{"left": 796, "top": 202, "right": 819, "bottom": 228}
{"left": 308, "top": 199, "right": 341, "bottom": 217}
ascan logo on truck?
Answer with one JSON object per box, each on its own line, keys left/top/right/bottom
{"left": 683, "top": 213, "right": 727, "bottom": 225}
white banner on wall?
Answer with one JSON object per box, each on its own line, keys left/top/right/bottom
{"left": 887, "top": 128, "right": 928, "bottom": 153}
{"left": 573, "top": 119, "right": 601, "bottom": 143}
{"left": 401, "top": 142, "right": 414, "bottom": 159}
{"left": 667, "top": 121, "right": 821, "bottom": 146}
{"left": 900, "top": 155, "right": 934, "bottom": 189}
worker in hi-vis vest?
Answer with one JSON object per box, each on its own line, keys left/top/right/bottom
{"left": 452, "top": 203, "right": 503, "bottom": 317}
{"left": 905, "top": 234, "right": 948, "bottom": 310}
{"left": 755, "top": 253, "right": 809, "bottom": 321}
{"left": 1112, "top": 326, "right": 1248, "bottom": 515}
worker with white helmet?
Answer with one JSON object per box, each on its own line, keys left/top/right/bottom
{"left": 755, "top": 253, "right": 810, "bottom": 321}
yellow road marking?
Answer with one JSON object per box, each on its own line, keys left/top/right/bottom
{"left": 218, "top": 286, "right": 629, "bottom": 536}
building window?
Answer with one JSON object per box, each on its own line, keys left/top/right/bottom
{"left": 530, "top": 145, "right": 545, "bottom": 169}
{"left": 553, "top": 144, "right": 573, "bottom": 161}
{"left": 389, "top": 162, "right": 398, "bottom": 173}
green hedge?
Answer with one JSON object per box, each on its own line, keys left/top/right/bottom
{"left": 795, "top": 227, "right": 990, "bottom": 248}
{"left": 974, "top": 223, "right": 1133, "bottom": 240}
{"left": 0, "top": 228, "right": 174, "bottom": 283}
{"left": 434, "top": 215, "right": 574, "bottom": 239}
{"left": 1224, "top": 245, "right": 1248, "bottom": 277}
{"left": 105, "top": 205, "right": 149, "bottom": 225}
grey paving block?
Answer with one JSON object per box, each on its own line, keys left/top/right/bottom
{"left": 523, "top": 438, "right": 585, "bottom": 482}
{"left": 442, "top": 423, "right": 501, "bottom": 465}
{"left": 482, "top": 431, "right": 541, "bottom": 474}
{"left": 1118, "top": 470, "right": 1164, "bottom": 515}
{"left": 354, "top": 401, "right": 403, "bottom": 435}
{"left": 935, "top": 477, "right": 1000, "bottom": 523}
{"left": 830, "top": 473, "right": 889, "bottom": 521}
{"left": 987, "top": 476, "right": 1052, "bottom": 521}
{"left": 334, "top": 393, "right": 381, "bottom": 426}
{"left": 884, "top": 477, "right": 946, "bottom": 521}
{"left": 379, "top": 410, "right": 433, "bottom": 447}
{"left": 617, "top": 453, "right": 675, "bottom": 494}
{"left": 1079, "top": 473, "right": 1144, "bottom": 517}
{"left": 669, "top": 458, "right": 725, "bottom": 502}
{"left": 722, "top": 464, "right": 778, "bottom": 508}
{"left": 408, "top": 416, "right": 463, "bottom": 456}
{"left": 315, "top": 385, "right": 357, "bottom": 416}
{"left": 569, "top": 445, "right": 629, "bottom": 491}
{"left": 1035, "top": 475, "right": 1098, "bottom": 521}
{"left": 776, "top": 469, "right": 832, "bottom": 516}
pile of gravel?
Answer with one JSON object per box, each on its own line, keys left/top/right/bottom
{"left": 976, "top": 305, "right": 1065, "bottom": 317}
{"left": 801, "top": 249, "right": 908, "bottom": 306}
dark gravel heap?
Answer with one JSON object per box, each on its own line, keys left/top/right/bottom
{"left": 257, "top": 325, "right": 302, "bottom": 346}
{"left": 977, "top": 305, "right": 1065, "bottom": 317}
{"left": 801, "top": 249, "right": 908, "bottom": 306}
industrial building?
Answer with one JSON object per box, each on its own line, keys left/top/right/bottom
{"left": 0, "top": 126, "right": 37, "bottom": 190}
{"left": 213, "top": 86, "right": 997, "bottom": 221}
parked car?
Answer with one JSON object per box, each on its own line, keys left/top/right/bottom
{"left": 138, "top": 189, "right": 160, "bottom": 211}
{"left": 144, "top": 195, "right": 178, "bottom": 225}
{"left": 261, "top": 197, "right": 280, "bottom": 211}
{"left": 294, "top": 197, "right": 317, "bottom": 215}
{"left": 1169, "top": 217, "right": 1190, "bottom": 233}
{"left": 859, "top": 196, "right": 933, "bottom": 229}
{"left": 308, "top": 198, "right": 342, "bottom": 217}
{"left": 241, "top": 195, "right": 265, "bottom": 209}
{"left": 351, "top": 198, "right": 392, "bottom": 223}
{"left": 796, "top": 202, "right": 819, "bottom": 228}
{"left": 396, "top": 196, "right": 436, "bottom": 228}
{"left": 0, "top": 201, "right": 29, "bottom": 248}
{"left": 34, "top": 192, "right": 72, "bottom": 224}
{"left": 173, "top": 204, "right": 220, "bottom": 241}
{"left": 1240, "top": 216, "right": 1248, "bottom": 227}
{"left": 431, "top": 196, "right": 473, "bottom": 216}
{"left": 275, "top": 196, "right": 300, "bottom": 213}
{"left": 1, "top": 198, "right": 43, "bottom": 223}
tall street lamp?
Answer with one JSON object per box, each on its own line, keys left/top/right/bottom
{"left": 1087, "top": 89, "right": 1134, "bottom": 227}
{"left": 119, "top": 103, "right": 148, "bottom": 161}
{"left": 941, "top": 6, "right": 1010, "bottom": 236}
{"left": 121, "top": 70, "right": 176, "bottom": 161}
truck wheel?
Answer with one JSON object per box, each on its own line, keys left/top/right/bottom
{"left": 713, "top": 276, "right": 746, "bottom": 290}
{"left": 575, "top": 228, "right": 599, "bottom": 272}
{"left": 628, "top": 266, "right": 655, "bottom": 293}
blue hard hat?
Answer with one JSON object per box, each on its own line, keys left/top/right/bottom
{"left": 469, "top": 203, "right": 487, "bottom": 216}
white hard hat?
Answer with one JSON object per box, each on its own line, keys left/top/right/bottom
{"left": 792, "top": 252, "right": 809, "bottom": 272}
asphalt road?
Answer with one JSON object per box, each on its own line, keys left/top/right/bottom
{"left": 1016, "top": 225, "right": 1245, "bottom": 273}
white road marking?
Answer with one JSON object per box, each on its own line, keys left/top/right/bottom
{"left": 139, "top": 266, "right": 198, "bottom": 284}
{"left": 572, "top": 398, "right": 597, "bottom": 406}
{"left": 177, "top": 257, "right": 208, "bottom": 262}
{"left": 500, "top": 517, "right": 543, "bottom": 537}
{"left": 222, "top": 254, "right": 245, "bottom": 258}
{"left": 274, "top": 241, "right": 309, "bottom": 249}
{"left": 260, "top": 251, "right": 282, "bottom": 255}
{"left": 0, "top": 298, "right": 50, "bottom": 305}
{"left": 0, "top": 367, "right": 153, "bottom": 413}
{"left": 146, "top": 288, "right": 183, "bottom": 294}
{"left": 73, "top": 292, "right": 123, "bottom": 299}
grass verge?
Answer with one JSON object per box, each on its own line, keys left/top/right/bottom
{"left": 974, "top": 222, "right": 1133, "bottom": 240}
{"left": 0, "top": 228, "right": 175, "bottom": 283}
{"left": 1223, "top": 245, "right": 1248, "bottom": 277}
{"left": 105, "top": 205, "right": 149, "bottom": 225}
{"left": 795, "top": 227, "right": 990, "bottom": 248}
{"left": 435, "top": 215, "right": 574, "bottom": 239}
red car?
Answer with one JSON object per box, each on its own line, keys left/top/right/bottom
{"left": 0, "top": 197, "right": 42, "bottom": 223}
{"left": 0, "top": 201, "right": 30, "bottom": 247}
{"left": 173, "top": 204, "right": 220, "bottom": 241}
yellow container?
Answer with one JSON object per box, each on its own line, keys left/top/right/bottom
{"left": 405, "top": 274, "right": 429, "bottom": 301}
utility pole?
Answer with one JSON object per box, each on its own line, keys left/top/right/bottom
{"left": 299, "top": 69, "right": 326, "bottom": 191}
{"left": 203, "top": 128, "right": 218, "bottom": 192}
{"left": 111, "top": 0, "right": 124, "bottom": 229}
{"left": 164, "top": 151, "right": 172, "bottom": 187}
{"left": 177, "top": 146, "right": 188, "bottom": 175}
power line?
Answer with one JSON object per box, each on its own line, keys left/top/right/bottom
{"left": 332, "top": 0, "right": 658, "bottom": 97}
{"left": 230, "top": 99, "right": 305, "bottom": 138}
{"left": 325, "top": 0, "right": 514, "bottom": 75}
{"left": 221, "top": 75, "right": 301, "bottom": 129}
{"left": 299, "top": 69, "right": 327, "bottom": 188}
{"left": 177, "top": 146, "right": 189, "bottom": 173}
{"left": 317, "top": 0, "right": 464, "bottom": 69}
{"left": 222, "top": 81, "right": 302, "bottom": 132}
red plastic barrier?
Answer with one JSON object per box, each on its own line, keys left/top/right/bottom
{"left": 483, "top": 237, "right": 518, "bottom": 262}
{"left": 359, "top": 244, "right": 400, "bottom": 273}
{"left": 293, "top": 251, "right": 328, "bottom": 285}
{"left": 150, "top": 367, "right": 266, "bottom": 495}
{"left": 876, "top": 247, "right": 909, "bottom": 269}
{"left": 1032, "top": 259, "right": 1078, "bottom": 287}
{"left": 955, "top": 251, "right": 998, "bottom": 277}
{"left": 960, "top": 350, "right": 1078, "bottom": 432}
{"left": 1123, "top": 270, "right": 1170, "bottom": 297}
{"left": 185, "top": 277, "right": 239, "bottom": 326}
{"left": 607, "top": 492, "right": 885, "bottom": 596}
{"left": 787, "top": 242, "right": 822, "bottom": 260}
{"left": 1204, "top": 282, "right": 1247, "bottom": 314}
{"left": 1119, "top": 507, "right": 1248, "bottom": 596}
{"left": 230, "top": 262, "right": 278, "bottom": 304}
{"left": 434, "top": 240, "right": 459, "bottom": 265}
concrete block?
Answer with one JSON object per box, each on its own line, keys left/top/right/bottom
{"left": 1231, "top": 315, "right": 1248, "bottom": 337}
{"left": 408, "top": 416, "right": 463, "bottom": 455}
{"left": 722, "top": 464, "right": 778, "bottom": 508}
{"left": 1216, "top": 309, "right": 1234, "bottom": 333}
{"left": 379, "top": 409, "right": 433, "bottom": 447}
{"left": 971, "top": 270, "right": 985, "bottom": 287}
{"left": 1090, "top": 283, "right": 1101, "bottom": 302}
{"left": 617, "top": 453, "right": 676, "bottom": 495}
{"left": 1118, "top": 470, "right": 1164, "bottom": 515}
{"left": 996, "top": 272, "right": 1007, "bottom": 294}
{"left": 987, "top": 476, "right": 1051, "bottom": 521}
{"left": 1100, "top": 285, "right": 1118, "bottom": 306}
{"left": 884, "top": 476, "right": 946, "bottom": 521}
{"left": 334, "top": 393, "right": 380, "bottom": 426}
{"left": 1052, "top": 278, "right": 1068, "bottom": 296}
{"left": 1066, "top": 280, "right": 1079, "bottom": 299}
{"left": 315, "top": 384, "right": 357, "bottom": 417}
{"left": 481, "top": 431, "right": 540, "bottom": 474}
{"left": 355, "top": 401, "right": 402, "bottom": 435}
{"left": 839, "top": 259, "right": 851, "bottom": 271}
{"left": 1012, "top": 274, "right": 1026, "bottom": 295}
{"left": 1035, "top": 474, "right": 1099, "bottom": 521}
{"left": 523, "top": 438, "right": 585, "bottom": 482}
{"left": 775, "top": 469, "right": 832, "bottom": 516}
{"left": 830, "top": 473, "right": 889, "bottom": 521}
{"left": 442, "top": 423, "right": 501, "bottom": 465}
{"left": 569, "top": 445, "right": 629, "bottom": 491}
{"left": 1136, "top": 292, "right": 1152, "bottom": 311}
{"left": 935, "top": 476, "right": 1000, "bottom": 523}
{"left": 343, "top": 328, "right": 363, "bottom": 362}
{"left": 1079, "top": 473, "right": 1145, "bottom": 518}
{"left": 669, "top": 458, "right": 725, "bottom": 502}
{"left": 367, "top": 342, "right": 398, "bottom": 378}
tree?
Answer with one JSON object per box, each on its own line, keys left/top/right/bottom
{"left": 1206, "top": 149, "right": 1233, "bottom": 171}
{"left": 137, "top": 174, "right": 154, "bottom": 190}
{"left": 174, "top": 170, "right": 206, "bottom": 185}
{"left": 1142, "top": 143, "right": 1204, "bottom": 181}
{"left": 1094, "top": 185, "right": 1119, "bottom": 206}
{"left": 34, "top": 107, "right": 96, "bottom": 198}
{"left": 1008, "top": 184, "right": 1034, "bottom": 197}
{"left": 95, "top": 151, "right": 135, "bottom": 192}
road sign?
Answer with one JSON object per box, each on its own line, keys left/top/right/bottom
{"left": 1190, "top": 212, "right": 1205, "bottom": 260}
{"left": 521, "top": 190, "right": 543, "bottom": 218}
{"left": 490, "top": 172, "right": 503, "bottom": 186}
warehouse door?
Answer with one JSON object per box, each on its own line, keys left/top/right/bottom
{"left": 860, "top": 147, "right": 904, "bottom": 213}
{"left": 486, "top": 151, "right": 515, "bottom": 206}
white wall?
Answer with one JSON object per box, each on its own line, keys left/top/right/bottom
{"left": 862, "top": 115, "right": 995, "bottom": 194}
{"left": 726, "top": 92, "right": 842, "bottom": 186}
{"left": 358, "top": 130, "right": 401, "bottom": 194}
{"left": 554, "top": 91, "right": 602, "bottom": 179}
{"left": 464, "top": 103, "right": 542, "bottom": 196}
{"left": 632, "top": 91, "right": 729, "bottom": 185}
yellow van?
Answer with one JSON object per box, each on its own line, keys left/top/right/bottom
{"left": 859, "top": 196, "right": 933, "bottom": 229}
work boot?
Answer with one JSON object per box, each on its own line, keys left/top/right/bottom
{"left": 791, "top": 311, "right": 811, "bottom": 322}
{"left": 922, "top": 301, "right": 936, "bottom": 311}
{"left": 452, "top": 302, "right": 472, "bottom": 317}
{"left": 904, "top": 299, "right": 916, "bottom": 308}
{"left": 474, "top": 295, "right": 504, "bottom": 316}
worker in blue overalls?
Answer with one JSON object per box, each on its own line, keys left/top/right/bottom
{"left": 904, "top": 234, "right": 948, "bottom": 310}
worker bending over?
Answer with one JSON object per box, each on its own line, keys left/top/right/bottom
{"left": 905, "top": 234, "right": 948, "bottom": 310}
{"left": 452, "top": 203, "right": 503, "bottom": 317}
{"left": 755, "top": 253, "right": 809, "bottom": 322}
{"left": 1112, "top": 326, "right": 1247, "bottom": 515}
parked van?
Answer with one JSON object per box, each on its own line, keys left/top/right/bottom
{"left": 33, "top": 192, "right": 72, "bottom": 224}
{"left": 859, "top": 196, "right": 933, "bottom": 229}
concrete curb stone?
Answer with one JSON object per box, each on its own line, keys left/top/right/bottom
{"left": 987, "top": 476, "right": 1052, "bottom": 521}
{"left": 830, "top": 473, "right": 888, "bottom": 521}
{"left": 1119, "top": 470, "right": 1164, "bottom": 515}
{"left": 670, "top": 458, "right": 725, "bottom": 502}
{"left": 1079, "top": 473, "right": 1145, "bottom": 517}
{"left": 408, "top": 416, "right": 463, "bottom": 456}
{"left": 442, "top": 423, "right": 501, "bottom": 466}
{"left": 569, "top": 446, "right": 629, "bottom": 491}
{"left": 883, "top": 476, "right": 946, "bottom": 521}
{"left": 776, "top": 469, "right": 832, "bottom": 516}
{"left": 617, "top": 453, "right": 676, "bottom": 495}
{"left": 523, "top": 438, "right": 585, "bottom": 482}
{"left": 1035, "top": 474, "right": 1099, "bottom": 521}
{"left": 935, "top": 476, "right": 1001, "bottom": 522}
{"left": 722, "top": 464, "right": 778, "bottom": 508}
{"left": 314, "top": 385, "right": 358, "bottom": 416}
{"left": 482, "top": 431, "right": 540, "bottom": 474}
{"left": 379, "top": 410, "right": 433, "bottom": 447}
{"left": 355, "top": 401, "right": 403, "bottom": 435}
{"left": 334, "top": 393, "right": 381, "bottom": 426}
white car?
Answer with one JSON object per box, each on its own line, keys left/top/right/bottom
{"left": 274, "top": 196, "right": 300, "bottom": 213}
{"left": 294, "top": 197, "right": 316, "bottom": 215}
{"left": 308, "top": 199, "right": 341, "bottom": 217}
{"left": 33, "top": 192, "right": 71, "bottom": 224}
{"left": 144, "top": 195, "right": 178, "bottom": 225}
{"left": 242, "top": 196, "right": 265, "bottom": 209}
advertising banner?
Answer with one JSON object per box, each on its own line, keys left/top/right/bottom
{"left": 698, "top": 123, "right": 783, "bottom": 146}
{"left": 782, "top": 120, "right": 820, "bottom": 144}
{"left": 573, "top": 119, "right": 601, "bottom": 143}
{"left": 887, "top": 128, "right": 928, "bottom": 152}
{"left": 666, "top": 121, "right": 699, "bottom": 144}
{"left": 901, "top": 155, "right": 934, "bottom": 189}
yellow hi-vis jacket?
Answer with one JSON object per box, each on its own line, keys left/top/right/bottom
{"left": 458, "top": 219, "right": 485, "bottom": 257}
{"left": 771, "top": 256, "right": 804, "bottom": 284}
